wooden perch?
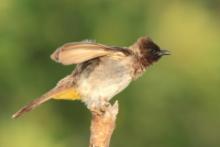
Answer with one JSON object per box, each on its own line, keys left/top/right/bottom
{"left": 89, "top": 101, "right": 119, "bottom": 147}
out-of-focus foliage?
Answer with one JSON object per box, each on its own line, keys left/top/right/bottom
{"left": 0, "top": 0, "right": 220, "bottom": 147}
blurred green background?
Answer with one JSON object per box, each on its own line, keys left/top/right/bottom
{"left": 1, "top": 0, "right": 220, "bottom": 147}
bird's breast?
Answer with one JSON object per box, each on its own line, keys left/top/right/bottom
{"left": 76, "top": 56, "right": 134, "bottom": 102}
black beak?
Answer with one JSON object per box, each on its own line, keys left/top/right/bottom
{"left": 158, "top": 50, "right": 171, "bottom": 56}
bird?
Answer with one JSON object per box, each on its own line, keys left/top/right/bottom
{"left": 12, "top": 36, "right": 170, "bottom": 119}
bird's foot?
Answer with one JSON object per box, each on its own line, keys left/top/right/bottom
{"left": 89, "top": 101, "right": 111, "bottom": 116}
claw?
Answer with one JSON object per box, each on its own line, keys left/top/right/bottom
{"left": 89, "top": 101, "right": 111, "bottom": 116}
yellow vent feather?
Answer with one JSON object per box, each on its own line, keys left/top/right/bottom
{"left": 52, "top": 88, "right": 81, "bottom": 100}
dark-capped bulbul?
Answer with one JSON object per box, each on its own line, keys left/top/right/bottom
{"left": 12, "top": 36, "right": 170, "bottom": 118}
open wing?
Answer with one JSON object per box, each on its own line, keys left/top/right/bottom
{"left": 50, "top": 41, "right": 130, "bottom": 65}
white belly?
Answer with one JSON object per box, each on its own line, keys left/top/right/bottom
{"left": 76, "top": 57, "right": 133, "bottom": 108}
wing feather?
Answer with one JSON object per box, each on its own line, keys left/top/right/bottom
{"left": 51, "top": 42, "right": 130, "bottom": 65}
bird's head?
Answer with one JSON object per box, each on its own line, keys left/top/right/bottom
{"left": 133, "top": 36, "right": 170, "bottom": 66}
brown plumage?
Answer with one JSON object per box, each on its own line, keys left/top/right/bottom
{"left": 12, "top": 36, "right": 169, "bottom": 119}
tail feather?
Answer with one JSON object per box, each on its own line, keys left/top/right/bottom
{"left": 12, "top": 86, "right": 80, "bottom": 119}
{"left": 11, "top": 87, "right": 62, "bottom": 119}
{"left": 12, "top": 93, "right": 52, "bottom": 119}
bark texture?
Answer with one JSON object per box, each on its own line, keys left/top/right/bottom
{"left": 89, "top": 101, "right": 119, "bottom": 147}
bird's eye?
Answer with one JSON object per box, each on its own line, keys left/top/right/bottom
{"left": 149, "top": 48, "right": 157, "bottom": 54}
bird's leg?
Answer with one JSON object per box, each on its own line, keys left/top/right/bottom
{"left": 90, "top": 107, "right": 103, "bottom": 116}
{"left": 100, "top": 100, "right": 111, "bottom": 113}
{"left": 88, "top": 99, "right": 111, "bottom": 116}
